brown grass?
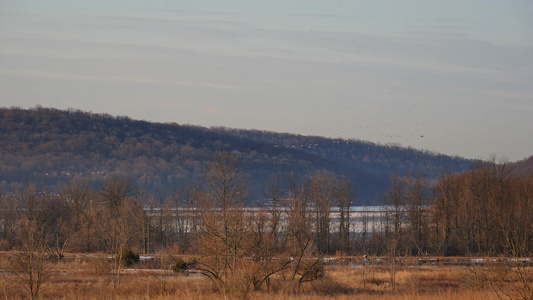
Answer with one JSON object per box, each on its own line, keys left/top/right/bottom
{"left": 0, "top": 254, "right": 530, "bottom": 299}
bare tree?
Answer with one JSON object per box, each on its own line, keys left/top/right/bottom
{"left": 246, "top": 209, "right": 293, "bottom": 292}
{"left": 195, "top": 151, "right": 249, "bottom": 293}
{"left": 100, "top": 176, "right": 133, "bottom": 209}
{"left": 335, "top": 178, "right": 355, "bottom": 255}
{"left": 134, "top": 189, "right": 151, "bottom": 255}
{"left": 308, "top": 170, "right": 337, "bottom": 254}
{"left": 59, "top": 177, "right": 90, "bottom": 232}
{"left": 285, "top": 173, "right": 323, "bottom": 286}
{"left": 58, "top": 177, "right": 91, "bottom": 252}
{"left": 383, "top": 175, "right": 407, "bottom": 291}
{"left": 264, "top": 175, "right": 283, "bottom": 250}
{"left": 194, "top": 153, "right": 295, "bottom": 296}
{"left": 96, "top": 181, "right": 145, "bottom": 290}
{"left": 0, "top": 193, "right": 19, "bottom": 249}
{"left": 9, "top": 217, "right": 52, "bottom": 300}
{"left": 432, "top": 172, "right": 459, "bottom": 256}
{"left": 405, "top": 172, "right": 428, "bottom": 255}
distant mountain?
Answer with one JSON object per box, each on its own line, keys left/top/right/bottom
{"left": 0, "top": 106, "right": 476, "bottom": 204}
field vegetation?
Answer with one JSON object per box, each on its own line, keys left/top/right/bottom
{"left": 0, "top": 253, "right": 531, "bottom": 299}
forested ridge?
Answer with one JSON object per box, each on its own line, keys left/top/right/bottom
{"left": 1, "top": 106, "right": 473, "bottom": 203}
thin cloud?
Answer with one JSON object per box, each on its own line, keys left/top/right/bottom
{"left": 0, "top": 69, "right": 237, "bottom": 90}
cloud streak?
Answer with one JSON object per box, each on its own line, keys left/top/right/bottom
{"left": 0, "top": 69, "right": 237, "bottom": 90}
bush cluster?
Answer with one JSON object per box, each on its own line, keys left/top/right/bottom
{"left": 116, "top": 246, "right": 139, "bottom": 267}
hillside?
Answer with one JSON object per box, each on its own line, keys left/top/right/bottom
{"left": 0, "top": 106, "right": 475, "bottom": 203}
{"left": 512, "top": 155, "right": 533, "bottom": 174}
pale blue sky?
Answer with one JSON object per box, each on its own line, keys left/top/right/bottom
{"left": 1, "top": 0, "right": 532, "bottom": 161}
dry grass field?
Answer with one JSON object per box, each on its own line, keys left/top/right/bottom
{"left": 1, "top": 253, "right": 532, "bottom": 300}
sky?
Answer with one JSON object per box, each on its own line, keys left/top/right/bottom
{"left": 1, "top": 0, "right": 532, "bottom": 161}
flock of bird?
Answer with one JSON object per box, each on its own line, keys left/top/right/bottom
{"left": 302, "top": 122, "right": 440, "bottom": 139}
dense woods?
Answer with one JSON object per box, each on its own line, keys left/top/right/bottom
{"left": 0, "top": 106, "right": 473, "bottom": 203}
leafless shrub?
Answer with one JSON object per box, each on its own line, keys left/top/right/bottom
{"left": 489, "top": 262, "right": 533, "bottom": 300}
{"left": 8, "top": 217, "right": 53, "bottom": 300}
{"left": 465, "top": 265, "right": 488, "bottom": 289}
{"left": 310, "top": 276, "right": 355, "bottom": 295}
{"left": 86, "top": 256, "right": 111, "bottom": 276}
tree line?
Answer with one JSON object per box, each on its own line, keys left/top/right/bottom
{"left": 1, "top": 152, "right": 531, "bottom": 258}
